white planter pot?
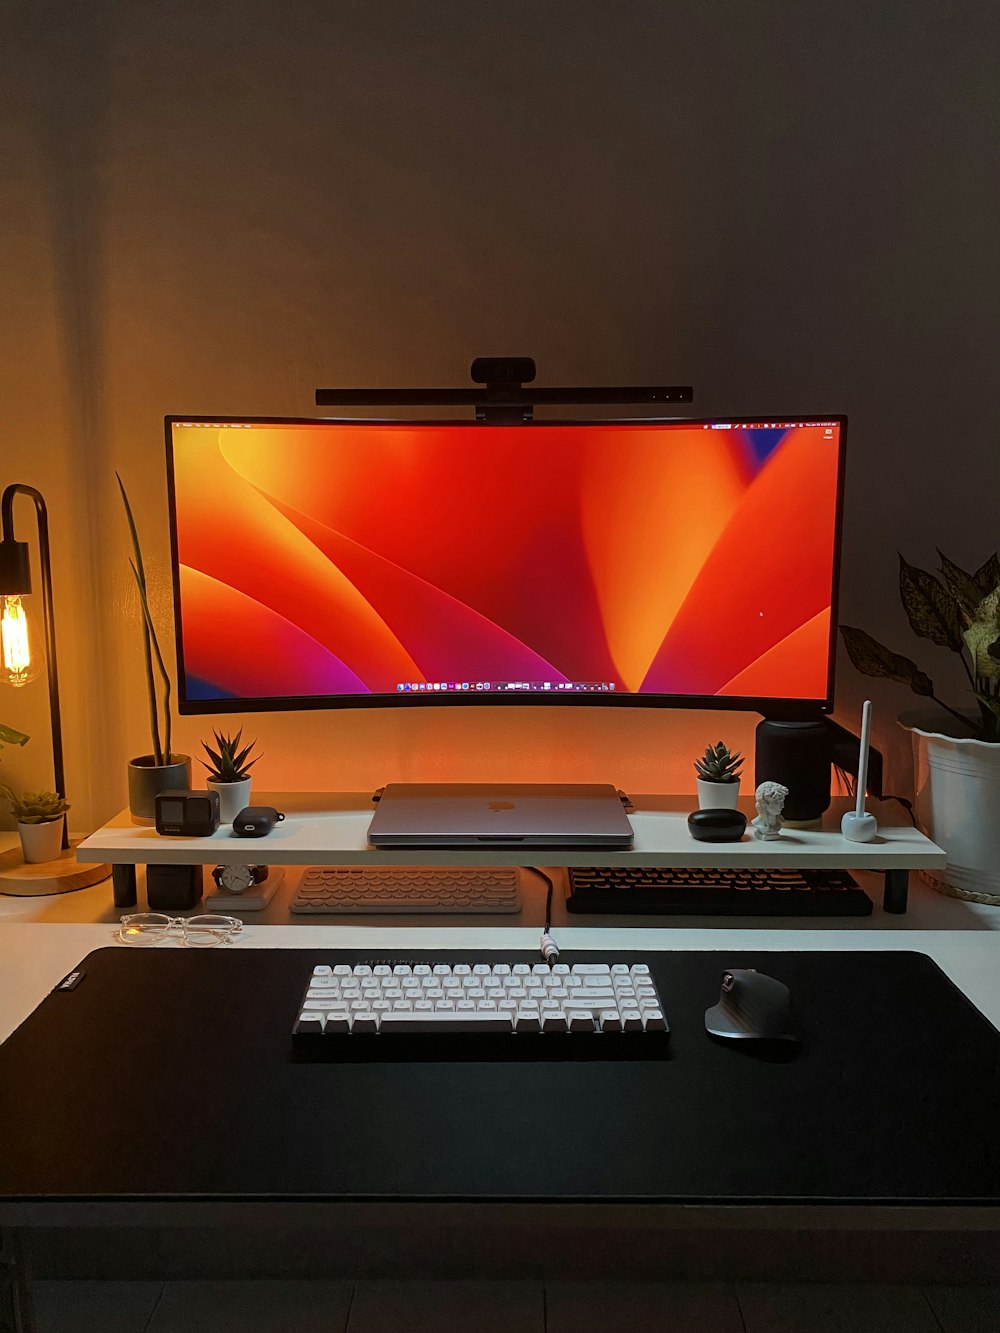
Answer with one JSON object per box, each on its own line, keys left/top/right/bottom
{"left": 207, "top": 778, "right": 252, "bottom": 825}
{"left": 17, "top": 817, "right": 65, "bottom": 865}
{"left": 696, "top": 778, "right": 741, "bottom": 810}
{"left": 900, "top": 711, "right": 1000, "bottom": 902}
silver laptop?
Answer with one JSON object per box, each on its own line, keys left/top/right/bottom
{"left": 367, "top": 783, "right": 634, "bottom": 849}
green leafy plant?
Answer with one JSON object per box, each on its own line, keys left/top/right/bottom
{"left": 1, "top": 788, "right": 70, "bottom": 824}
{"left": 694, "top": 741, "right": 744, "bottom": 784}
{"left": 840, "top": 551, "right": 1000, "bottom": 743}
{"left": 117, "top": 473, "right": 174, "bottom": 766}
{"left": 200, "top": 728, "right": 260, "bottom": 783}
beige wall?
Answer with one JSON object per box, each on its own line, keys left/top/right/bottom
{"left": 1, "top": 1, "right": 997, "bottom": 831}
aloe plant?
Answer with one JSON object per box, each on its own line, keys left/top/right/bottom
{"left": 840, "top": 551, "right": 1000, "bottom": 743}
{"left": 117, "top": 474, "right": 174, "bottom": 766}
{"left": 694, "top": 741, "right": 744, "bottom": 783}
{"left": 1, "top": 788, "right": 70, "bottom": 824}
{"left": 200, "top": 728, "right": 260, "bottom": 783}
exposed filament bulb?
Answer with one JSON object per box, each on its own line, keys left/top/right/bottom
{"left": 0, "top": 594, "right": 43, "bottom": 687}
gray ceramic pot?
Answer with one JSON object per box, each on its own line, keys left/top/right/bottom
{"left": 127, "top": 754, "right": 192, "bottom": 824}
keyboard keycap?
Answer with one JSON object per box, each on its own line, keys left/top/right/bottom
{"left": 380, "top": 1013, "right": 513, "bottom": 1033}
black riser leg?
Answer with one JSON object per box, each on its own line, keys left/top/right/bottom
{"left": 883, "top": 868, "right": 908, "bottom": 913}
{"left": 112, "top": 862, "right": 137, "bottom": 909}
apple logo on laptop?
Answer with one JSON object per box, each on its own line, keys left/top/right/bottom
{"left": 488, "top": 800, "right": 515, "bottom": 812}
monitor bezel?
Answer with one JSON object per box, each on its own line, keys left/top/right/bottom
{"left": 165, "top": 413, "right": 848, "bottom": 720}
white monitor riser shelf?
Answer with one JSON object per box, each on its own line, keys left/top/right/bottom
{"left": 76, "top": 792, "right": 946, "bottom": 916}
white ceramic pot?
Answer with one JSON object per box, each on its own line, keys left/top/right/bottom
{"left": 696, "top": 778, "right": 741, "bottom": 810}
{"left": 900, "top": 711, "right": 1000, "bottom": 902}
{"left": 17, "top": 817, "right": 65, "bottom": 865}
{"left": 207, "top": 778, "right": 252, "bottom": 825}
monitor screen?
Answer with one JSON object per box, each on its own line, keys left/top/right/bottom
{"left": 166, "top": 415, "right": 846, "bottom": 715}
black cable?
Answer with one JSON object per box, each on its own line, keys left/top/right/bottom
{"left": 833, "top": 765, "right": 917, "bottom": 826}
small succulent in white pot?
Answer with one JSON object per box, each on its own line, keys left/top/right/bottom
{"left": 201, "top": 728, "right": 261, "bottom": 824}
{"left": 694, "top": 741, "right": 744, "bottom": 810}
{"left": 2, "top": 788, "right": 70, "bottom": 864}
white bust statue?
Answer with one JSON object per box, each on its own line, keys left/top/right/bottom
{"left": 753, "top": 780, "right": 789, "bottom": 840}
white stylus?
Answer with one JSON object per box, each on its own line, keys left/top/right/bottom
{"left": 841, "top": 699, "right": 878, "bottom": 842}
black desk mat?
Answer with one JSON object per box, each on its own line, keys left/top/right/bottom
{"left": 1, "top": 947, "right": 999, "bottom": 1205}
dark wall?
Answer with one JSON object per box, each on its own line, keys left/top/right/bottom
{"left": 2, "top": 1, "right": 997, "bottom": 820}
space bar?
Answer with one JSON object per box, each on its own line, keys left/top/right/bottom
{"left": 379, "top": 1013, "right": 513, "bottom": 1033}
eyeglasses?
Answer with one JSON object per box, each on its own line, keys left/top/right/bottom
{"left": 117, "top": 912, "right": 243, "bottom": 947}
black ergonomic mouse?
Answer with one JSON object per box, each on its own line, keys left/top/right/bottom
{"left": 705, "top": 968, "right": 798, "bottom": 1043}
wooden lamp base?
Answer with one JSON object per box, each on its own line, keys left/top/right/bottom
{"left": 0, "top": 841, "right": 112, "bottom": 896}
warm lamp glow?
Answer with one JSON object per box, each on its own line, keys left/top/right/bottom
{"left": 0, "top": 594, "right": 42, "bottom": 687}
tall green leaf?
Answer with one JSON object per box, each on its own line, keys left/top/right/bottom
{"left": 937, "top": 551, "right": 987, "bottom": 624}
{"left": 128, "top": 556, "right": 174, "bottom": 765}
{"left": 964, "top": 589, "right": 1000, "bottom": 681}
{"left": 118, "top": 474, "right": 164, "bottom": 765}
{"left": 0, "top": 723, "right": 29, "bottom": 748}
{"left": 898, "top": 555, "right": 964, "bottom": 651}
{"left": 973, "top": 553, "right": 1000, "bottom": 596}
{"left": 839, "top": 626, "right": 935, "bottom": 695}
{"left": 118, "top": 474, "right": 176, "bottom": 764}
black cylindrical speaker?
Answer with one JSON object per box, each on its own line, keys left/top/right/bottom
{"left": 754, "top": 720, "right": 832, "bottom": 824}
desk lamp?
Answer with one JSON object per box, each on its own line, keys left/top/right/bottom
{"left": 0, "top": 483, "right": 109, "bottom": 892}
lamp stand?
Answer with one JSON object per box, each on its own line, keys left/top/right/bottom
{"left": 0, "top": 484, "right": 110, "bottom": 895}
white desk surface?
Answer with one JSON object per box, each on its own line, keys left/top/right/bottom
{"left": 75, "top": 792, "right": 947, "bottom": 869}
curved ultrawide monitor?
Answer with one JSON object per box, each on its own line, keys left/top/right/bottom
{"left": 166, "top": 415, "right": 846, "bottom": 716}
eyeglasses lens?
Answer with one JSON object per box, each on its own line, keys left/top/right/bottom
{"left": 185, "top": 915, "right": 240, "bottom": 946}
{"left": 119, "top": 913, "right": 171, "bottom": 944}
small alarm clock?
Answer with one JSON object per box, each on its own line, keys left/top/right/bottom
{"left": 154, "top": 789, "right": 221, "bottom": 837}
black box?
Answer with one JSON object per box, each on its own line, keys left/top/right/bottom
{"left": 146, "top": 863, "right": 203, "bottom": 911}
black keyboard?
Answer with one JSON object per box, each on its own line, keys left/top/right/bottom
{"left": 566, "top": 866, "right": 873, "bottom": 916}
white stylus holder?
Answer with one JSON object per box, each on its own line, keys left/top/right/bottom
{"left": 841, "top": 698, "right": 879, "bottom": 843}
{"left": 841, "top": 810, "right": 878, "bottom": 842}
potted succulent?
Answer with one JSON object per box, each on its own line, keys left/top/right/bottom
{"left": 694, "top": 741, "right": 744, "bottom": 810}
{"left": 201, "top": 728, "right": 261, "bottom": 823}
{"left": 118, "top": 475, "right": 191, "bottom": 822}
{"left": 1, "top": 788, "right": 70, "bottom": 864}
{"left": 841, "top": 549, "right": 1000, "bottom": 901}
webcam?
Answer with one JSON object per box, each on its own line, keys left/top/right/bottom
{"left": 470, "top": 357, "right": 536, "bottom": 385}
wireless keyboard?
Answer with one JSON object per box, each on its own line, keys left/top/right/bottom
{"left": 566, "top": 866, "right": 873, "bottom": 916}
{"left": 290, "top": 865, "right": 522, "bottom": 914}
{"left": 292, "top": 960, "right": 669, "bottom": 1060}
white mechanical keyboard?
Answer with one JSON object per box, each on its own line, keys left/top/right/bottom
{"left": 290, "top": 865, "right": 522, "bottom": 914}
{"left": 292, "top": 959, "right": 669, "bottom": 1060}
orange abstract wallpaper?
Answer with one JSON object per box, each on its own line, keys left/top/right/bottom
{"left": 168, "top": 419, "right": 842, "bottom": 708}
